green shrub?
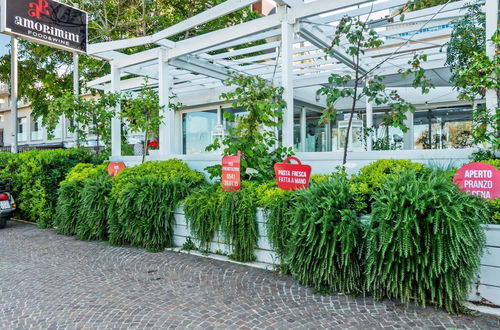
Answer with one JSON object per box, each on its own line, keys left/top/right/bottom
{"left": 54, "top": 162, "right": 108, "bottom": 236}
{"left": 488, "top": 198, "right": 500, "bottom": 225}
{"left": 220, "top": 183, "right": 259, "bottom": 262}
{"left": 365, "top": 171, "right": 487, "bottom": 314}
{"left": 287, "top": 178, "right": 363, "bottom": 295}
{"left": 54, "top": 181, "right": 82, "bottom": 236}
{"left": 0, "top": 148, "right": 92, "bottom": 227}
{"left": 76, "top": 175, "right": 113, "bottom": 241}
{"left": 350, "top": 159, "right": 428, "bottom": 214}
{"left": 184, "top": 184, "right": 221, "bottom": 252}
{"left": 111, "top": 176, "right": 189, "bottom": 252}
{"left": 0, "top": 152, "right": 15, "bottom": 170}
{"left": 111, "top": 159, "right": 204, "bottom": 198}
{"left": 61, "top": 162, "right": 108, "bottom": 185}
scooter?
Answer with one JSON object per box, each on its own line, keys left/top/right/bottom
{"left": 0, "top": 181, "right": 16, "bottom": 229}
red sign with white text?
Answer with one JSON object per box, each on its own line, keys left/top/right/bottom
{"left": 453, "top": 162, "right": 500, "bottom": 200}
{"left": 108, "top": 162, "right": 126, "bottom": 178}
{"left": 222, "top": 152, "right": 241, "bottom": 192}
{"left": 274, "top": 156, "right": 312, "bottom": 190}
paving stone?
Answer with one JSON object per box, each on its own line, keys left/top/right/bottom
{"left": 1, "top": 221, "right": 500, "bottom": 329}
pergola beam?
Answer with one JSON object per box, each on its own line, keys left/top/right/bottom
{"left": 299, "top": 23, "right": 368, "bottom": 76}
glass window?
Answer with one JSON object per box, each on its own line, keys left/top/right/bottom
{"left": 305, "top": 115, "right": 328, "bottom": 152}
{"left": 372, "top": 112, "right": 404, "bottom": 150}
{"left": 413, "top": 107, "right": 473, "bottom": 149}
{"left": 182, "top": 110, "right": 218, "bottom": 154}
{"left": 17, "top": 118, "right": 27, "bottom": 142}
{"left": 31, "top": 117, "right": 43, "bottom": 141}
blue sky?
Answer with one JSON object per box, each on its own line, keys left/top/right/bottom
{"left": 0, "top": 34, "right": 10, "bottom": 56}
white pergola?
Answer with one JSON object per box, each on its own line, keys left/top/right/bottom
{"left": 86, "top": 0, "right": 499, "bottom": 157}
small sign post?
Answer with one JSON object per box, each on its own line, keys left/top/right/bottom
{"left": 274, "top": 156, "right": 312, "bottom": 190}
{"left": 453, "top": 162, "right": 500, "bottom": 199}
{"left": 108, "top": 162, "right": 126, "bottom": 178}
{"left": 221, "top": 152, "right": 241, "bottom": 192}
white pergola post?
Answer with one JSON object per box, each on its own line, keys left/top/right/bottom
{"left": 280, "top": 5, "right": 295, "bottom": 148}
{"left": 300, "top": 106, "right": 306, "bottom": 152}
{"left": 403, "top": 111, "right": 414, "bottom": 150}
{"left": 485, "top": 0, "right": 499, "bottom": 119}
{"left": 111, "top": 63, "right": 122, "bottom": 157}
{"left": 366, "top": 98, "right": 373, "bottom": 151}
{"left": 158, "top": 49, "right": 174, "bottom": 156}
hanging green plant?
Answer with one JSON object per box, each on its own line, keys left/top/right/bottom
{"left": 220, "top": 183, "right": 259, "bottom": 262}
{"left": 258, "top": 182, "right": 297, "bottom": 273}
{"left": 76, "top": 175, "right": 113, "bottom": 241}
{"left": 184, "top": 184, "right": 222, "bottom": 252}
{"left": 365, "top": 170, "right": 487, "bottom": 314}
{"left": 54, "top": 180, "right": 83, "bottom": 236}
{"left": 112, "top": 176, "right": 190, "bottom": 252}
{"left": 287, "top": 178, "right": 364, "bottom": 295}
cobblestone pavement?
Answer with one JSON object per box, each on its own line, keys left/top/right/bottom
{"left": 1, "top": 221, "right": 500, "bottom": 330}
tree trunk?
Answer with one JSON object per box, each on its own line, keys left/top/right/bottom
{"left": 142, "top": 128, "right": 148, "bottom": 164}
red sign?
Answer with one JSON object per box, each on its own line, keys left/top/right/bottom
{"left": 453, "top": 162, "right": 500, "bottom": 200}
{"left": 274, "top": 156, "right": 312, "bottom": 190}
{"left": 108, "top": 162, "right": 126, "bottom": 178}
{"left": 222, "top": 152, "right": 241, "bottom": 192}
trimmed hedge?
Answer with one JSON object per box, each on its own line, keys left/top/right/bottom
{"left": 0, "top": 148, "right": 92, "bottom": 228}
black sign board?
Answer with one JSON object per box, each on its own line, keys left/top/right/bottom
{"left": 1, "top": 0, "right": 87, "bottom": 53}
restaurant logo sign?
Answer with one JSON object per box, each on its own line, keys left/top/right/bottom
{"left": 1, "top": 0, "right": 88, "bottom": 53}
{"left": 274, "top": 157, "right": 312, "bottom": 190}
{"left": 453, "top": 162, "right": 500, "bottom": 199}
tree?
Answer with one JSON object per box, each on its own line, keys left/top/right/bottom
{"left": 121, "top": 84, "right": 164, "bottom": 163}
{"left": 47, "top": 92, "right": 120, "bottom": 159}
{"left": 0, "top": 0, "right": 260, "bottom": 137}
{"left": 317, "top": 15, "right": 434, "bottom": 165}
{"left": 206, "top": 74, "right": 293, "bottom": 182}
{"left": 447, "top": 1, "right": 499, "bottom": 156}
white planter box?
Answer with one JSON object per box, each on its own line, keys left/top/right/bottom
{"left": 173, "top": 207, "right": 278, "bottom": 265}
{"left": 172, "top": 207, "right": 500, "bottom": 307}
{"left": 470, "top": 224, "right": 500, "bottom": 307}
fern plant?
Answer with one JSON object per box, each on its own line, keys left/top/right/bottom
{"left": 112, "top": 176, "right": 190, "bottom": 252}
{"left": 76, "top": 175, "right": 113, "bottom": 241}
{"left": 287, "top": 178, "right": 363, "bottom": 295}
{"left": 365, "top": 171, "right": 487, "bottom": 314}
{"left": 184, "top": 184, "right": 222, "bottom": 252}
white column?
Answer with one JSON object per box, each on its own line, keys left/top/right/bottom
{"left": 10, "top": 37, "right": 18, "bottom": 154}
{"left": 111, "top": 63, "right": 121, "bottom": 157}
{"left": 158, "top": 49, "right": 174, "bottom": 156}
{"left": 366, "top": 98, "right": 373, "bottom": 151}
{"left": 485, "top": 0, "right": 499, "bottom": 119}
{"left": 300, "top": 106, "right": 306, "bottom": 152}
{"left": 403, "top": 111, "right": 414, "bottom": 150}
{"left": 280, "top": 5, "right": 295, "bottom": 148}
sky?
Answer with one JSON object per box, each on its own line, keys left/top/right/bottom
{"left": 0, "top": 34, "right": 9, "bottom": 56}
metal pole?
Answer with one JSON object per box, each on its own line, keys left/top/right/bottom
{"left": 10, "top": 37, "right": 18, "bottom": 154}
{"left": 110, "top": 63, "right": 122, "bottom": 157}
{"left": 73, "top": 52, "right": 80, "bottom": 146}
